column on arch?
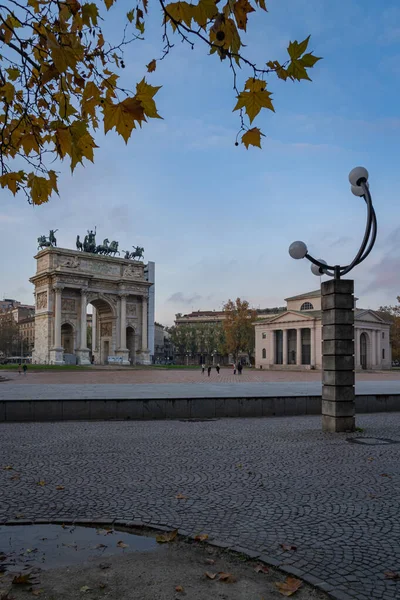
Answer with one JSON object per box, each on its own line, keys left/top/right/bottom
{"left": 296, "top": 328, "right": 302, "bottom": 365}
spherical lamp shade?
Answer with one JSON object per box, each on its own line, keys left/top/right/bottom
{"left": 289, "top": 241, "right": 308, "bottom": 260}
{"left": 311, "top": 259, "right": 328, "bottom": 276}
{"left": 351, "top": 181, "right": 369, "bottom": 197}
{"left": 349, "top": 166, "right": 368, "bottom": 187}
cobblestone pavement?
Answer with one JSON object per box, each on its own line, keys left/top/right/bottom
{"left": 3, "top": 367, "right": 400, "bottom": 385}
{"left": 1, "top": 380, "right": 400, "bottom": 400}
{"left": 1, "top": 414, "right": 400, "bottom": 600}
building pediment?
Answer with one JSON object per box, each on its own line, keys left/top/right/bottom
{"left": 355, "top": 310, "right": 387, "bottom": 324}
{"left": 260, "top": 310, "right": 319, "bottom": 325}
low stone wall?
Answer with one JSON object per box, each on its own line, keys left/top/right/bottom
{"left": 0, "top": 395, "right": 399, "bottom": 422}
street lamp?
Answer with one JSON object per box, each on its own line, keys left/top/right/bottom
{"left": 288, "top": 167, "right": 377, "bottom": 280}
{"left": 288, "top": 167, "right": 377, "bottom": 433}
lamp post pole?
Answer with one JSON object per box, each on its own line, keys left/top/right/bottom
{"left": 288, "top": 167, "right": 377, "bottom": 433}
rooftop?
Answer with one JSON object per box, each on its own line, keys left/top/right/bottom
{"left": 284, "top": 290, "right": 321, "bottom": 302}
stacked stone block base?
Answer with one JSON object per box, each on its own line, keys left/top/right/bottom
{"left": 321, "top": 279, "right": 355, "bottom": 433}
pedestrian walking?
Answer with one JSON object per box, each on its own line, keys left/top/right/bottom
{"left": 233, "top": 362, "right": 237, "bottom": 375}
{"left": 216, "top": 363, "right": 220, "bottom": 374}
{"left": 22, "top": 364, "right": 27, "bottom": 376}
{"left": 207, "top": 365, "right": 212, "bottom": 377}
{"left": 201, "top": 363, "right": 205, "bottom": 375}
{"left": 238, "top": 362, "right": 243, "bottom": 375}
{"left": 18, "top": 363, "right": 22, "bottom": 375}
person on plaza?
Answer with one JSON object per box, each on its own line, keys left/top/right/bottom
{"left": 207, "top": 365, "right": 212, "bottom": 377}
{"left": 216, "top": 363, "right": 220, "bottom": 374}
{"left": 238, "top": 362, "right": 243, "bottom": 375}
{"left": 22, "top": 364, "right": 27, "bottom": 376}
{"left": 233, "top": 362, "right": 237, "bottom": 375}
{"left": 201, "top": 363, "right": 205, "bottom": 374}
{"left": 18, "top": 363, "right": 22, "bottom": 375}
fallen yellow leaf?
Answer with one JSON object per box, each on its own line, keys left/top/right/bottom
{"left": 32, "top": 590, "right": 44, "bottom": 596}
{"left": 80, "top": 585, "right": 91, "bottom": 593}
{"left": 218, "top": 572, "right": 237, "bottom": 583}
{"left": 3, "top": 466, "right": 13, "bottom": 470}
{"left": 116, "top": 541, "right": 128, "bottom": 548}
{"left": 36, "top": 480, "right": 46, "bottom": 486}
{"left": 254, "top": 564, "right": 269, "bottom": 573}
{"left": 55, "top": 485, "right": 65, "bottom": 490}
{"left": 194, "top": 534, "right": 208, "bottom": 542}
{"left": 175, "top": 585, "right": 184, "bottom": 592}
{"left": 156, "top": 529, "right": 178, "bottom": 543}
{"left": 274, "top": 577, "right": 303, "bottom": 596}
{"left": 205, "top": 572, "right": 217, "bottom": 580}
{"left": 175, "top": 494, "right": 188, "bottom": 500}
{"left": 12, "top": 573, "right": 34, "bottom": 584}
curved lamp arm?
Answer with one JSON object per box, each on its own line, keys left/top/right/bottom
{"left": 289, "top": 167, "right": 377, "bottom": 280}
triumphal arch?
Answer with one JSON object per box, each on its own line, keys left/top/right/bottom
{"left": 30, "top": 230, "right": 152, "bottom": 365}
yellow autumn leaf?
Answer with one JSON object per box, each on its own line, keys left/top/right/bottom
{"left": 0, "top": 82, "right": 15, "bottom": 103}
{"left": 28, "top": 177, "right": 52, "bottom": 205}
{"left": 156, "top": 529, "right": 178, "bottom": 543}
{"left": 233, "top": 0, "right": 255, "bottom": 32}
{"left": 164, "top": 1, "right": 194, "bottom": 29}
{"left": 103, "top": 98, "right": 146, "bottom": 142}
{"left": 104, "top": 0, "right": 115, "bottom": 10}
{"left": 20, "top": 133, "right": 40, "bottom": 156}
{"left": 6, "top": 67, "right": 19, "bottom": 81}
{"left": 275, "top": 577, "right": 303, "bottom": 596}
{"left": 56, "top": 127, "right": 72, "bottom": 158}
{"left": 3, "top": 465, "right": 13, "bottom": 470}
{"left": 146, "top": 59, "right": 157, "bottom": 73}
{"left": 82, "top": 3, "right": 99, "bottom": 27}
{"left": 193, "top": 0, "right": 219, "bottom": 29}
{"left": 127, "top": 9, "right": 135, "bottom": 23}
{"left": 233, "top": 78, "right": 274, "bottom": 123}
{"left": 241, "top": 127, "right": 264, "bottom": 149}
{"left": 0, "top": 171, "right": 25, "bottom": 195}
{"left": 135, "top": 78, "right": 162, "bottom": 119}
{"left": 255, "top": 0, "right": 267, "bottom": 10}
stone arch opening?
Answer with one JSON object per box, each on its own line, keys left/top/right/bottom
{"left": 61, "top": 322, "right": 74, "bottom": 355}
{"left": 89, "top": 296, "right": 115, "bottom": 365}
{"left": 127, "top": 326, "right": 135, "bottom": 365}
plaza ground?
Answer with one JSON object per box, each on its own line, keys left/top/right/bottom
{"left": 1, "top": 414, "right": 400, "bottom": 600}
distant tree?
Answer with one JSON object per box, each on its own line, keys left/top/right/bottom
{"left": 378, "top": 299, "right": 400, "bottom": 362}
{"left": 0, "top": 0, "right": 321, "bottom": 204}
{"left": 222, "top": 297, "right": 256, "bottom": 361}
{"left": 0, "top": 318, "right": 20, "bottom": 356}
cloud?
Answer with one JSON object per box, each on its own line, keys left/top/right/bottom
{"left": 167, "top": 292, "right": 202, "bottom": 304}
{"left": 329, "top": 236, "right": 352, "bottom": 248}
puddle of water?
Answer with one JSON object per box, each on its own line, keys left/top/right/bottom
{"left": 0, "top": 524, "right": 159, "bottom": 573}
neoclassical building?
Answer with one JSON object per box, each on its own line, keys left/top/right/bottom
{"left": 255, "top": 290, "right": 392, "bottom": 370}
{"left": 30, "top": 247, "right": 154, "bottom": 365}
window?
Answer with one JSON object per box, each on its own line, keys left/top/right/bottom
{"left": 382, "top": 348, "right": 385, "bottom": 360}
{"left": 262, "top": 348, "right": 266, "bottom": 359}
{"left": 262, "top": 332, "right": 266, "bottom": 339}
{"left": 382, "top": 332, "right": 385, "bottom": 339}
{"left": 300, "top": 302, "right": 314, "bottom": 311}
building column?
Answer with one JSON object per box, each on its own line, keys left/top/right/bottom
{"left": 311, "top": 326, "right": 316, "bottom": 367}
{"left": 80, "top": 291, "right": 87, "bottom": 349}
{"left": 53, "top": 287, "right": 62, "bottom": 348}
{"left": 141, "top": 296, "right": 148, "bottom": 351}
{"left": 92, "top": 306, "right": 97, "bottom": 354}
{"left": 376, "top": 329, "right": 381, "bottom": 367}
{"left": 354, "top": 328, "right": 360, "bottom": 369}
{"left": 120, "top": 294, "right": 127, "bottom": 350}
{"left": 282, "top": 329, "right": 288, "bottom": 365}
{"left": 371, "top": 329, "right": 376, "bottom": 368}
{"left": 296, "top": 328, "right": 302, "bottom": 366}
{"left": 269, "top": 331, "right": 275, "bottom": 365}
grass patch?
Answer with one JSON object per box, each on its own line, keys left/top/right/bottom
{"left": 0, "top": 364, "right": 91, "bottom": 371}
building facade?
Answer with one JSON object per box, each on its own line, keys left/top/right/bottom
{"left": 255, "top": 290, "right": 392, "bottom": 370}
{"left": 18, "top": 316, "right": 35, "bottom": 354}
{"left": 30, "top": 247, "right": 154, "bottom": 365}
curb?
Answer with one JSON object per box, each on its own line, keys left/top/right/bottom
{"left": 1, "top": 517, "right": 351, "bottom": 599}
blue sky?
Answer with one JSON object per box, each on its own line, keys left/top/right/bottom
{"left": 1, "top": 0, "right": 399, "bottom": 324}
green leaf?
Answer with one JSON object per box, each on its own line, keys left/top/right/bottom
{"left": 300, "top": 53, "right": 322, "bottom": 68}
{"left": 288, "top": 35, "right": 310, "bottom": 60}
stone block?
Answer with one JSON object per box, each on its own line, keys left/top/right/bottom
{"left": 261, "top": 398, "right": 276, "bottom": 417}
{"left": 6, "top": 401, "right": 33, "bottom": 422}
{"left": 0, "top": 402, "right": 5, "bottom": 422}
{"left": 116, "top": 400, "right": 144, "bottom": 420}
{"left": 142, "top": 400, "right": 166, "bottom": 419}
{"left": 239, "top": 398, "right": 262, "bottom": 417}
{"left": 321, "top": 279, "right": 354, "bottom": 296}
{"left": 322, "top": 325, "right": 354, "bottom": 341}
{"left": 323, "top": 339, "right": 354, "bottom": 355}
{"left": 355, "top": 395, "right": 373, "bottom": 413}
{"left": 89, "top": 400, "right": 117, "bottom": 419}
{"left": 191, "top": 399, "right": 216, "bottom": 419}
{"left": 322, "top": 370, "right": 355, "bottom": 386}
{"left": 284, "top": 396, "right": 307, "bottom": 416}
{"left": 322, "top": 385, "right": 355, "bottom": 402}
{"left": 322, "top": 400, "right": 355, "bottom": 417}
{"left": 322, "top": 414, "right": 355, "bottom": 432}
{"left": 218, "top": 399, "right": 240, "bottom": 418}
{"left": 322, "top": 355, "right": 354, "bottom": 371}
{"left": 62, "top": 400, "right": 90, "bottom": 420}
{"left": 165, "top": 399, "right": 192, "bottom": 419}
{"left": 33, "top": 401, "right": 63, "bottom": 421}
{"left": 322, "top": 309, "right": 354, "bottom": 326}
{"left": 321, "top": 294, "right": 354, "bottom": 311}
{"left": 386, "top": 395, "right": 400, "bottom": 412}
{"left": 306, "top": 396, "right": 321, "bottom": 414}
